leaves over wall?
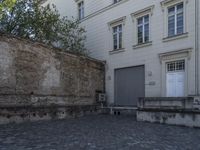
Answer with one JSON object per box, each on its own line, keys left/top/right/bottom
{"left": 0, "top": 0, "right": 87, "bottom": 55}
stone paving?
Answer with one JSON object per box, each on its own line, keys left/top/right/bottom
{"left": 0, "top": 115, "right": 200, "bottom": 150}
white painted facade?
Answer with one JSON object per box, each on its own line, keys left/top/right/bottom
{"left": 44, "top": 0, "right": 200, "bottom": 105}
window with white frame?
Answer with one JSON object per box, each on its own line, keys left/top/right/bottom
{"left": 112, "top": 24, "right": 123, "bottom": 50}
{"left": 168, "top": 2, "right": 184, "bottom": 37}
{"left": 131, "top": 5, "right": 154, "bottom": 47}
{"left": 113, "top": 0, "right": 122, "bottom": 4}
{"left": 137, "top": 15, "right": 150, "bottom": 44}
{"left": 166, "top": 60, "right": 185, "bottom": 72}
{"left": 78, "top": 1, "right": 84, "bottom": 20}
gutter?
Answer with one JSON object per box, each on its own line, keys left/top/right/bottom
{"left": 195, "top": 0, "right": 199, "bottom": 96}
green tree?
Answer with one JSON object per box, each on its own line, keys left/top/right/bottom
{"left": 0, "top": 0, "right": 87, "bottom": 55}
{"left": 0, "top": 0, "right": 16, "bottom": 17}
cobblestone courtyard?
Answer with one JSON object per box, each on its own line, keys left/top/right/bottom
{"left": 0, "top": 115, "right": 200, "bottom": 150}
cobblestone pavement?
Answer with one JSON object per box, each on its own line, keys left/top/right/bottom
{"left": 0, "top": 115, "right": 200, "bottom": 150}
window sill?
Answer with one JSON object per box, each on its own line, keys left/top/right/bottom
{"left": 109, "top": 48, "right": 125, "bottom": 55}
{"left": 133, "top": 41, "right": 152, "bottom": 49}
{"left": 163, "top": 33, "right": 188, "bottom": 42}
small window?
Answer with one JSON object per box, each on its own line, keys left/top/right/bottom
{"left": 113, "top": 0, "right": 122, "bottom": 4}
{"left": 167, "top": 60, "right": 185, "bottom": 72}
{"left": 168, "top": 3, "right": 184, "bottom": 37}
{"left": 137, "top": 14, "right": 150, "bottom": 44}
{"left": 112, "top": 24, "right": 123, "bottom": 50}
{"left": 78, "top": 1, "right": 84, "bottom": 20}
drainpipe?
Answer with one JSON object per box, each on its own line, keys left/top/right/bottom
{"left": 195, "top": 0, "right": 199, "bottom": 96}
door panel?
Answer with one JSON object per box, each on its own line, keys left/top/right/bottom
{"left": 115, "top": 66, "right": 145, "bottom": 106}
{"left": 176, "top": 72, "right": 185, "bottom": 97}
{"left": 167, "top": 73, "right": 176, "bottom": 97}
{"left": 166, "top": 72, "right": 184, "bottom": 97}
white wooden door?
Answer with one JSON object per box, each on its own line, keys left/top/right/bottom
{"left": 175, "top": 72, "right": 185, "bottom": 96}
{"left": 166, "top": 73, "right": 176, "bottom": 97}
{"left": 166, "top": 72, "right": 185, "bottom": 97}
{"left": 166, "top": 60, "right": 185, "bottom": 97}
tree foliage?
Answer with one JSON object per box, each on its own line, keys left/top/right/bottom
{"left": 0, "top": 0, "right": 16, "bottom": 11}
{"left": 0, "top": 0, "right": 87, "bottom": 54}
{"left": 0, "top": 0, "right": 16, "bottom": 18}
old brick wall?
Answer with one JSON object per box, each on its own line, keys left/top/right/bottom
{"left": 0, "top": 33, "right": 105, "bottom": 124}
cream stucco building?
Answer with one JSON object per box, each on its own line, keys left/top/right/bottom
{"left": 44, "top": 0, "right": 200, "bottom": 106}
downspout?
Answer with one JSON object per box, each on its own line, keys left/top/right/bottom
{"left": 195, "top": 0, "right": 199, "bottom": 96}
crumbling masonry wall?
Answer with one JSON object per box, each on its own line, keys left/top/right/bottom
{"left": 0, "top": 33, "right": 105, "bottom": 124}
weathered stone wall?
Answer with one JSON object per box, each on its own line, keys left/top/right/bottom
{"left": 0, "top": 33, "right": 105, "bottom": 124}
{"left": 137, "top": 97, "right": 200, "bottom": 128}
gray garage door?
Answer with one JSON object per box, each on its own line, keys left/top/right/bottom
{"left": 114, "top": 66, "right": 145, "bottom": 106}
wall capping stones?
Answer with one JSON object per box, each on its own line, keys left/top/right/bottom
{"left": 0, "top": 32, "right": 105, "bottom": 65}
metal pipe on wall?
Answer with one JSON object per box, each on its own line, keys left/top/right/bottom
{"left": 195, "top": 0, "right": 199, "bottom": 96}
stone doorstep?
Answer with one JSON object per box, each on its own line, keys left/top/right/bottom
{"left": 138, "top": 97, "right": 195, "bottom": 110}
{"left": 137, "top": 108, "right": 200, "bottom": 114}
{"left": 100, "top": 106, "right": 137, "bottom": 115}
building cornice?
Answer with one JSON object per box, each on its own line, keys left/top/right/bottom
{"left": 131, "top": 5, "right": 155, "bottom": 18}
{"left": 108, "top": 16, "right": 126, "bottom": 27}
{"left": 80, "top": 0, "right": 129, "bottom": 22}
{"left": 159, "top": 48, "right": 192, "bottom": 62}
{"left": 161, "top": 0, "right": 189, "bottom": 8}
